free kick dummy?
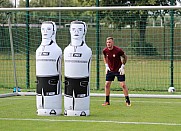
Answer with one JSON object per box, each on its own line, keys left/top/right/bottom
{"left": 36, "top": 21, "right": 62, "bottom": 116}
{"left": 64, "top": 21, "right": 92, "bottom": 116}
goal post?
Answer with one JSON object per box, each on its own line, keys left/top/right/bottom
{"left": 0, "top": 6, "right": 181, "bottom": 11}
{"left": 0, "top": 6, "right": 181, "bottom": 95}
{"left": 8, "top": 13, "right": 19, "bottom": 93}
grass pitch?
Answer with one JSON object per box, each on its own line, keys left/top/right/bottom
{"left": 0, "top": 96, "right": 181, "bottom": 131}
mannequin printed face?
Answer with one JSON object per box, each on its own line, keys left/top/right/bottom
{"left": 70, "top": 23, "right": 85, "bottom": 40}
{"left": 41, "top": 23, "right": 54, "bottom": 39}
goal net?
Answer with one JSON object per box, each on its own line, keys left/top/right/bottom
{"left": 0, "top": 6, "right": 181, "bottom": 95}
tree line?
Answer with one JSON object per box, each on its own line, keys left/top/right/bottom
{"left": 1, "top": 0, "right": 181, "bottom": 55}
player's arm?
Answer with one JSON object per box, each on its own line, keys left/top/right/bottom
{"left": 119, "top": 53, "right": 127, "bottom": 75}
{"left": 103, "top": 55, "right": 110, "bottom": 72}
{"left": 121, "top": 54, "right": 127, "bottom": 65}
{"left": 103, "top": 56, "right": 107, "bottom": 65}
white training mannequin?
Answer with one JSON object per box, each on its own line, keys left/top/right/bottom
{"left": 41, "top": 21, "right": 56, "bottom": 46}
{"left": 36, "top": 21, "right": 62, "bottom": 116}
{"left": 64, "top": 20, "right": 92, "bottom": 116}
{"left": 69, "top": 21, "right": 87, "bottom": 46}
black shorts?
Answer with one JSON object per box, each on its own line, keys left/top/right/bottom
{"left": 106, "top": 71, "right": 125, "bottom": 82}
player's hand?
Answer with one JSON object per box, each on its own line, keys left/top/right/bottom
{"left": 119, "top": 64, "right": 125, "bottom": 75}
{"left": 105, "top": 64, "right": 110, "bottom": 74}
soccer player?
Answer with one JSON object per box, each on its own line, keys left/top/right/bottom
{"left": 102, "top": 37, "right": 131, "bottom": 106}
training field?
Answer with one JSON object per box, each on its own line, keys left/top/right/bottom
{"left": 1, "top": 6, "right": 181, "bottom": 131}
{"left": 0, "top": 95, "right": 181, "bottom": 131}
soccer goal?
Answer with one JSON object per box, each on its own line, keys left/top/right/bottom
{"left": 0, "top": 6, "right": 181, "bottom": 98}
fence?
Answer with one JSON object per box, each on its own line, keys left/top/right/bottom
{"left": 0, "top": 6, "right": 181, "bottom": 93}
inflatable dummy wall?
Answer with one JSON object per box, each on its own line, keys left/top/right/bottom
{"left": 64, "top": 21, "right": 92, "bottom": 116}
{"left": 36, "top": 21, "right": 62, "bottom": 116}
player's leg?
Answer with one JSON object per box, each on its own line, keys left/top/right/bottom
{"left": 120, "top": 81, "right": 128, "bottom": 96}
{"left": 120, "top": 81, "right": 131, "bottom": 106}
{"left": 102, "top": 71, "right": 114, "bottom": 106}
{"left": 117, "top": 74, "right": 131, "bottom": 106}
{"left": 105, "top": 81, "right": 111, "bottom": 96}
{"left": 102, "top": 81, "right": 111, "bottom": 106}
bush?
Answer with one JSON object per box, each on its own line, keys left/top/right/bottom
{"left": 131, "top": 42, "right": 158, "bottom": 56}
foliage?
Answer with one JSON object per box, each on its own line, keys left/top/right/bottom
{"left": 131, "top": 42, "right": 158, "bottom": 56}
{"left": 0, "top": 0, "right": 13, "bottom": 24}
{"left": 15, "top": 0, "right": 181, "bottom": 29}
{"left": 0, "top": 0, "right": 13, "bottom": 7}
{"left": 18, "top": 0, "right": 94, "bottom": 25}
{"left": 100, "top": 0, "right": 180, "bottom": 49}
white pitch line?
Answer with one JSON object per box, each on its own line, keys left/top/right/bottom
{"left": 0, "top": 118, "right": 181, "bottom": 126}
{"left": 93, "top": 100, "right": 181, "bottom": 104}
{"left": 1, "top": 98, "right": 181, "bottom": 104}
{"left": 1, "top": 92, "right": 181, "bottom": 99}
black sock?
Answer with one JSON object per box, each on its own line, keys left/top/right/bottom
{"left": 125, "top": 96, "right": 130, "bottom": 103}
{"left": 106, "top": 95, "right": 110, "bottom": 103}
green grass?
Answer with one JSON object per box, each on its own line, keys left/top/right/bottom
{"left": 0, "top": 96, "right": 181, "bottom": 131}
{"left": 1, "top": 27, "right": 181, "bottom": 91}
{"left": 0, "top": 56, "right": 181, "bottom": 92}
{"left": 1, "top": 26, "right": 181, "bottom": 91}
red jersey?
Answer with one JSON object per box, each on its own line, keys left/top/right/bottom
{"left": 103, "top": 46, "right": 124, "bottom": 72}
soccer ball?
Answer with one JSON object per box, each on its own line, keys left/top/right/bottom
{"left": 168, "top": 87, "right": 175, "bottom": 93}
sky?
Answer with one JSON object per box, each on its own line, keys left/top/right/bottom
{"left": 176, "top": 1, "right": 181, "bottom": 6}
{"left": 11, "top": 0, "right": 20, "bottom": 7}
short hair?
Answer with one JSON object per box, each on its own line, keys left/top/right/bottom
{"left": 106, "top": 37, "right": 114, "bottom": 41}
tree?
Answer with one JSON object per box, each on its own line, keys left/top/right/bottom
{"left": 0, "top": 0, "right": 13, "bottom": 8}
{"left": 19, "top": 0, "right": 96, "bottom": 24}
{"left": 100, "top": 0, "right": 178, "bottom": 55}
{"left": 0, "top": 0, "right": 13, "bottom": 24}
